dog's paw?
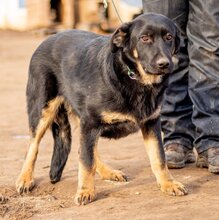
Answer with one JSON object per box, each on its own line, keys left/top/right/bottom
{"left": 16, "top": 174, "right": 35, "bottom": 194}
{"left": 104, "top": 169, "right": 128, "bottom": 182}
{"left": 99, "top": 169, "right": 128, "bottom": 182}
{"left": 160, "top": 180, "right": 188, "bottom": 196}
{"left": 74, "top": 189, "right": 96, "bottom": 206}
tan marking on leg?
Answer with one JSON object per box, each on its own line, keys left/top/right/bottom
{"left": 95, "top": 148, "right": 127, "bottom": 182}
{"left": 74, "top": 160, "right": 96, "bottom": 205}
{"left": 101, "top": 111, "right": 136, "bottom": 124}
{"left": 16, "top": 96, "right": 64, "bottom": 194}
{"left": 133, "top": 49, "right": 162, "bottom": 85}
{"left": 64, "top": 102, "right": 80, "bottom": 129}
{"left": 143, "top": 132, "right": 173, "bottom": 182}
{"left": 74, "top": 132, "right": 98, "bottom": 206}
{"left": 142, "top": 131, "right": 187, "bottom": 196}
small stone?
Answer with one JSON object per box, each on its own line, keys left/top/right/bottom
{"left": 59, "top": 203, "right": 65, "bottom": 208}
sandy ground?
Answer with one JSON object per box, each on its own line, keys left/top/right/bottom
{"left": 0, "top": 30, "right": 219, "bottom": 220}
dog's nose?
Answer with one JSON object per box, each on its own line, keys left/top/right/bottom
{"left": 156, "top": 58, "right": 170, "bottom": 69}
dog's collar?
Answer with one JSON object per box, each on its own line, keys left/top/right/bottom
{"left": 127, "top": 66, "right": 136, "bottom": 80}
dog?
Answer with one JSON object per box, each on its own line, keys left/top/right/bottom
{"left": 16, "top": 13, "right": 187, "bottom": 205}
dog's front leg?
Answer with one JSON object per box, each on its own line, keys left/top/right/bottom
{"left": 141, "top": 118, "right": 188, "bottom": 196}
{"left": 74, "top": 123, "right": 99, "bottom": 206}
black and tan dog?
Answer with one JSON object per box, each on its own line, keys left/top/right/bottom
{"left": 16, "top": 13, "right": 187, "bottom": 205}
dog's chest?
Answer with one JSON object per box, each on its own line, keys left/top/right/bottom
{"left": 101, "top": 106, "right": 160, "bottom": 125}
{"left": 101, "top": 111, "right": 136, "bottom": 124}
{"left": 100, "top": 111, "right": 139, "bottom": 139}
{"left": 99, "top": 82, "right": 163, "bottom": 139}
{"left": 100, "top": 106, "right": 161, "bottom": 139}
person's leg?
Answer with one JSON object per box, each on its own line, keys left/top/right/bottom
{"left": 187, "top": 0, "right": 219, "bottom": 173}
{"left": 142, "top": 0, "right": 196, "bottom": 168}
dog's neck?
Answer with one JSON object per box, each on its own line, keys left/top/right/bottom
{"left": 107, "top": 50, "right": 148, "bottom": 97}
{"left": 113, "top": 50, "right": 139, "bottom": 82}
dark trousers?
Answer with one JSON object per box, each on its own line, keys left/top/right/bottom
{"left": 142, "top": 0, "right": 219, "bottom": 153}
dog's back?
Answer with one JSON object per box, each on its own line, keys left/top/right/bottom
{"left": 27, "top": 30, "right": 108, "bottom": 130}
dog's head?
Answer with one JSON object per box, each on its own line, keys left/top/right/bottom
{"left": 111, "top": 13, "right": 180, "bottom": 84}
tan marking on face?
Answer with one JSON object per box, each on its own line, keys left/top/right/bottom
{"left": 101, "top": 111, "right": 136, "bottom": 124}
{"left": 133, "top": 49, "right": 139, "bottom": 58}
{"left": 133, "top": 49, "right": 162, "bottom": 85}
{"left": 16, "top": 96, "right": 64, "bottom": 192}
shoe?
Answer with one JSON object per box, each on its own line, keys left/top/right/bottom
{"left": 196, "top": 147, "right": 219, "bottom": 174}
{"left": 165, "top": 143, "right": 195, "bottom": 169}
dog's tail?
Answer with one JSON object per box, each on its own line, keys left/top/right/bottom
{"left": 50, "top": 103, "right": 72, "bottom": 183}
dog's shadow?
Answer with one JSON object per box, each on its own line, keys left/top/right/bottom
{"left": 169, "top": 164, "right": 217, "bottom": 194}
{"left": 29, "top": 163, "right": 216, "bottom": 204}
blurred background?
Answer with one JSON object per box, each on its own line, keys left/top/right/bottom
{"left": 0, "top": 0, "right": 142, "bottom": 33}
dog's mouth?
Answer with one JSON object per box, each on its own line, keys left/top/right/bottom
{"left": 144, "top": 68, "right": 168, "bottom": 76}
{"left": 143, "top": 66, "right": 172, "bottom": 76}
{"left": 146, "top": 70, "right": 166, "bottom": 75}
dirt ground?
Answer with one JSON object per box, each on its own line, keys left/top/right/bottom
{"left": 0, "top": 30, "right": 219, "bottom": 220}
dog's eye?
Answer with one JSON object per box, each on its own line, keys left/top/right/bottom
{"left": 140, "top": 35, "right": 152, "bottom": 43}
{"left": 165, "top": 33, "right": 173, "bottom": 41}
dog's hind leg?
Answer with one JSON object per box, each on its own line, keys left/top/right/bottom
{"left": 50, "top": 104, "right": 71, "bottom": 183}
{"left": 95, "top": 149, "right": 127, "bottom": 182}
{"left": 16, "top": 97, "right": 64, "bottom": 194}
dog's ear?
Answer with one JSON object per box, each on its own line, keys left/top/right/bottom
{"left": 111, "top": 22, "right": 132, "bottom": 53}
{"left": 173, "top": 26, "right": 181, "bottom": 55}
